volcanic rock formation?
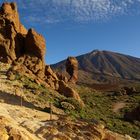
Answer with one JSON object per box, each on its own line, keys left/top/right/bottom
{"left": 0, "top": 2, "right": 27, "bottom": 63}
{"left": 25, "top": 28, "right": 46, "bottom": 60}
{"left": 66, "top": 57, "right": 78, "bottom": 84}
{"left": 0, "top": 2, "right": 83, "bottom": 106}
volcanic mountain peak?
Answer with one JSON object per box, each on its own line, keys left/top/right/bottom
{"left": 90, "top": 49, "right": 100, "bottom": 53}
{"left": 52, "top": 50, "right": 140, "bottom": 84}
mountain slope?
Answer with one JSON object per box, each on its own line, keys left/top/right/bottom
{"left": 51, "top": 50, "right": 140, "bottom": 85}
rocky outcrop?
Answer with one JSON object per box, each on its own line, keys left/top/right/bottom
{"left": 56, "top": 72, "right": 68, "bottom": 83}
{"left": 16, "top": 55, "right": 45, "bottom": 76}
{"left": 0, "top": 2, "right": 84, "bottom": 105}
{"left": 44, "top": 65, "right": 59, "bottom": 89}
{"left": 118, "top": 87, "right": 137, "bottom": 96}
{"left": 0, "top": 2, "right": 45, "bottom": 74}
{"left": 0, "top": 2, "right": 27, "bottom": 34}
{"left": 0, "top": 2, "right": 27, "bottom": 63}
{"left": 58, "top": 80, "right": 84, "bottom": 107}
{"left": 0, "top": 116, "right": 37, "bottom": 140}
{"left": 66, "top": 57, "right": 78, "bottom": 84}
{"left": 123, "top": 87, "right": 136, "bottom": 95}
{"left": 25, "top": 28, "right": 46, "bottom": 60}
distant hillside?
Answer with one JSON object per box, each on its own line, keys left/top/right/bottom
{"left": 51, "top": 50, "right": 140, "bottom": 85}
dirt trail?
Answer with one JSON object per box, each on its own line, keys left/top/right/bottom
{"left": 113, "top": 102, "right": 126, "bottom": 113}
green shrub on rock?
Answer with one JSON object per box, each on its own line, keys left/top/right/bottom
{"left": 62, "top": 98, "right": 83, "bottom": 111}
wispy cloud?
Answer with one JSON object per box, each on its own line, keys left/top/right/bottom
{"left": 1, "top": 0, "right": 140, "bottom": 25}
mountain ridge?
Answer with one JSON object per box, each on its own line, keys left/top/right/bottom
{"left": 51, "top": 50, "right": 140, "bottom": 85}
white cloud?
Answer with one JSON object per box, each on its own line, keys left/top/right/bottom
{"left": 1, "top": 0, "right": 140, "bottom": 24}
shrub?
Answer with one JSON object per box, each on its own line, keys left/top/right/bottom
{"left": 62, "top": 98, "right": 82, "bottom": 111}
{"left": 61, "top": 102, "right": 75, "bottom": 111}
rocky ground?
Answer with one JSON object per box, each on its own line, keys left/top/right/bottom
{"left": 0, "top": 61, "right": 135, "bottom": 140}
{"left": 0, "top": 102, "right": 58, "bottom": 140}
{"left": 0, "top": 102, "right": 135, "bottom": 140}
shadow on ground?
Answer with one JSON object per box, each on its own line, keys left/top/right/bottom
{"left": 0, "top": 90, "right": 41, "bottom": 110}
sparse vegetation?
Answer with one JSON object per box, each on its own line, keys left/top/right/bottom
{"left": 63, "top": 85, "right": 140, "bottom": 139}
{"left": 18, "top": 75, "right": 66, "bottom": 107}
{"left": 14, "top": 74, "right": 140, "bottom": 138}
{"left": 0, "top": 63, "right": 140, "bottom": 139}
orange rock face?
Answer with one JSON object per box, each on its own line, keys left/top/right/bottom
{"left": 0, "top": 3, "right": 45, "bottom": 63}
{"left": 66, "top": 57, "right": 78, "bottom": 84}
{"left": 0, "top": 3, "right": 46, "bottom": 78}
{"left": 25, "top": 29, "right": 46, "bottom": 60}
{"left": 1, "top": 2, "right": 27, "bottom": 34}
{"left": 58, "top": 80, "right": 84, "bottom": 107}
{"left": 0, "top": 2, "right": 27, "bottom": 63}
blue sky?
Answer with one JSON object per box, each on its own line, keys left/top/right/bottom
{"left": 1, "top": 0, "right": 140, "bottom": 64}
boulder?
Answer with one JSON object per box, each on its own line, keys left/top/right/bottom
{"left": 119, "top": 89, "right": 127, "bottom": 96}
{"left": 123, "top": 87, "right": 136, "bottom": 95}
{"left": 66, "top": 57, "right": 78, "bottom": 84}
{"left": 45, "top": 65, "right": 58, "bottom": 80}
{"left": 0, "top": 109, "right": 135, "bottom": 140}
{"left": 44, "top": 65, "right": 59, "bottom": 89}
{"left": 56, "top": 72, "right": 68, "bottom": 83}
{"left": 58, "top": 80, "right": 84, "bottom": 107}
